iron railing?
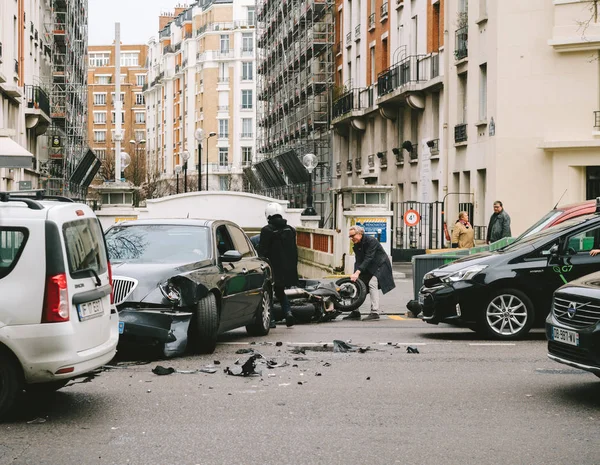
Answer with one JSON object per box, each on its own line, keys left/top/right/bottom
{"left": 381, "top": 2, "right": 388, "bottom": 18}
{"left": 377, "top": 54, "right": 435, "bottom": 97}
{"left": 25, "top": 85, "right": 50, "bottom": 116}
{"left": 355, "top": 24, "right": 361, "bottom": 40}
{"left": 455, "top": 124, "right": 468, "bottom": 143}
{"left": 332, "top": 88, "right": 372, "bottom": 119}
{"left": 429, "top": 138, "right": 440, "bottom": 156}
{"left": 346, "top": 160, "right": 353, "bottom": 172}
{"left": 354, "top": 157, "right": 362, "bottom": 172}
{"left": 369, "top": 13, "right": 375, "bottom": 29}
{"left": 594, "top": 111, "right": 600, "bottom": 129}
{"left": 455, "top": 26, "right": 468, "bottom": 60}
{"left": 346, "top": 32, "right": 352, "bottom": 44}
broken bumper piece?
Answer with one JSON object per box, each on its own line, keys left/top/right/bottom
{"left": 119, "top": 309, "right": 192, "bottom": 342}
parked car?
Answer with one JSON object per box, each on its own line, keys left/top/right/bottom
{"left": 104, "top": 219, "right": 273, "bottom": 356}
{"left": 546, "top": 273, "right": 600, "bottom": 378}
{"left": 517, "top": 199, "right": 596, "bottom": 239}
{"left": 418, "top": 212, "right": 600, "bottom": 339}
{"left": 0, "top": 191, "right": 119, "bottom": 418}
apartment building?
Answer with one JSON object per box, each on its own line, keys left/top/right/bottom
{"left": 0, "top": 0, "right": 53, "bottom": 191}
{"left": 145, "top": 0, "right": 257, "bottom": 192}
{"left": 333, "top": 0, "right": 600, "bottom": 245}
{"left": 254, "top": 0, "right": 335, "bottom": 221}
{"left": 87, "top": 44, "right": 149, "bottom": 179}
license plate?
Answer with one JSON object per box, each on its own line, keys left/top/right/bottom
{"left": 118, "top": 321, "right": 124, "bottom": 334}
{"left": 418, "top": 293, "right": 424, "bottom": 305}
{"left": 552, "top": 326, "right": 579, "bottom": 347}
{"left": 77, "top": 299, "right": 104, "bottom": 321}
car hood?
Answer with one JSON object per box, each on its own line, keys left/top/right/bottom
{"left": 555, "top": 270, "right": 600, "bottom": 299}
{"left": 432, "top": 252, "right": 499, "bottom": 274}
{"left": 111, "top": 260, "right": 211, "bottom": 305}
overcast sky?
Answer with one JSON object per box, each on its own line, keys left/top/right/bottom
{"left": 88, "top": 0, "right": 191, "bottom": 45}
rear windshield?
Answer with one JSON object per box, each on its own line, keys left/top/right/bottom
{"left": 62, "top": 218, "right": 108, "bottom": 277}
{"left": 0, "top": 228, "right": 28, "bottom": 279}
{"left": 105, "top": 224, "right": 211, "bottom": 263}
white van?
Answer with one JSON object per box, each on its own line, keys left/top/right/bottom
{"left": 0, "top": 192, "right": 119, "bottom": 418}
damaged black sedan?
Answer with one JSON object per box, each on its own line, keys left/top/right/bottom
{"left": 105, "top": 219, "right": 273, "bottom": 356}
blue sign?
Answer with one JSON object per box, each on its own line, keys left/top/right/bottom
{"left": 356, "top": 218, "right": 387, "bottom": 243}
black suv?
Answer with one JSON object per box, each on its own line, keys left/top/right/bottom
{"left": 546, "top": 273, "right": 600, "bottom": 378}
{"left": 419, "top": 213, "right": 600, "bottom": 339}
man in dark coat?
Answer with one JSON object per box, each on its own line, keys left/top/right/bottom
{"left": 486, "top": 200, "right": 512, "bottom": 244}
{"left": 344, "top": 225, "right": 395, "bottom": 321}
{"left": 258, "top": 203, "right": 298, "bottom": 327}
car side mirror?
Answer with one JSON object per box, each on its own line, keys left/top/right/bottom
{"left": 542, "top": 244, "right": 559, "bottom": 256}
{"left": 221, "top": 250, "right": 242, "bottom": 262}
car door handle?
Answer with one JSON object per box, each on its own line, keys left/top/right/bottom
{"left": 241, "top": 268, "right": 248, "bottom": 274}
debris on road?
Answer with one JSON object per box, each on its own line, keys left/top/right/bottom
{"left": 406, "top": 346, "right": 420, "bottom": 354}
{"left": 225, "top": 354, "right": 264, "bottom": 377}
{"left": 152, "top": 366, "right": 175, "bottom": 376}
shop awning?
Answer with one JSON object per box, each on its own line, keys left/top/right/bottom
{"left": 0, "top": 136, "right": 34, "bottom": 169}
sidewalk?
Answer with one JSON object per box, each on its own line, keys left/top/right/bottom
{"left": 392, "top": 261, "right": 412, "bottom": 280}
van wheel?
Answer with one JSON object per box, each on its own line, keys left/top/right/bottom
{"left": 25, "top": 380, "right": 69, "bottom": 394}
{"left": 478, "top": 288, "right": 534, "bottom": 339}
{"left": 0, "top": 352, "right": 21, "bottom": 420}
{"left": 246, "top": 286, "right": 272, "bottom": 336}
{"left": 189, "top": 293, "right": 219, "bottom": 354}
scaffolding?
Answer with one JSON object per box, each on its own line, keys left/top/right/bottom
{"left": 44, "top": 0, "right": 89, "bottom": 197}
{"left": 253, "top": 0, "right": 335, "bottom": 224}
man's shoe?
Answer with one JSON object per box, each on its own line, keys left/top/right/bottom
{"left": 285, "top": 312, "right": 295, "bottom": 327}
{"left": 362, "top": 313, "right": 380, "bottom": 321}
{"left": 269, "top": 320, "right": 277, "bottom": 329}
{"left": 342, "top": 310, "right": 361, "bottom": 321}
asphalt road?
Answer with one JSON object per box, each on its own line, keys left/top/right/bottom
{"left": 1, "top": 277, "right": 599, "bottom": 465}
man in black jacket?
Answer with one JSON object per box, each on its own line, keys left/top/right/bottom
{"left": 258, "top": 203, "right": 298, "bottom": 327}
{"left": 344, "top": 225, "right": 396, "bottom": 321}
{"left": 486, "top": 200, "right": 512, "bottom": 244}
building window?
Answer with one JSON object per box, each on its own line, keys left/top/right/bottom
{"left": 458, "top": 72, "right": 468, "bottom": 123}
{"left": 135, "top": 93, "right": 145, "bottom": 105}
{"left": 247, "top": 7, "right": 255, "bottom": 26}
{"left": 110, "top": 92, "right": 125, "bottom": 104}
{"left": 134, "top": 130, "right": 145, "bottom": 141}
{"left": 95, "top": 75, "right": 111, "bottom": 84}
{"left": 241, "top": 118, "right": 253, "bottom": 138}
{"left": 136, "top": 74, "right": 146, "bottom": 86}
{"left": 242, "top": 146, "right": 252, "bottom": 166}
{"left": 120, "top": 52, "right": 139, "bottom": 67}
{"left": 94, "top": 148, "right": 106, "bottom": 160}
{"left": 242, "top": 33, "right": 253, "bottom": 52}
{"left": 479, "top": 63, "right": 487, "bottom": 121}
{"left": 111, "top": 112, "right": 125, "bottom": 124}
{"left": 242, "top": 62, "right": 253, "bottom": 81}
{"left": 94, "top": 130, "right": 106, "bottom": 142}
{"left": 241, "top": 90, "right": 253, "bottom": 109}
{"left": 135, "top": 112, "right": 146, "bottom": 124}
{"left": 220, "top": 35, "right": 230, "bottom": 53}
{"left": 219, "top": 147, "right": 229, "bottom": 166}
{"left": 89, "top": 52, "right": 110, "bottom": 67}
{"left": 93, "top": 111, "right": 107, "bottom": 124}
{"left": 93, "top": 93, "right": 107, "bottom": 105}
{"left": 218, "top": 119, "right": 229, "bottom": 138}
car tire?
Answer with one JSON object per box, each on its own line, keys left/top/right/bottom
{"left": 334, "top": 277, "right": 368, "bottom": 312}
{"left": 246, "top": 286, "right": 272, "bottom": 337}
{"left": 25, "top": 380, "right": 69, "bottom": 394}
{"left": 0, "top": 351, "right": 21, "bottom": 420}
{"left": 478, "top": 288, "right": 535, "bottom": 340}
{"left": 189, "top": 293, "right": 219, "bottom": 354}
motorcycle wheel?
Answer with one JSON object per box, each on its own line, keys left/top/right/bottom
{"left": 334, "top": 277, "right": 368, "bottom": 311}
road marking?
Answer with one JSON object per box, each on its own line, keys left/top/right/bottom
{"left": 386, "top": 315, "right": 406, "bottom": 321}
{"left": 469, "top": 343, "right": 516, "bottom": 346}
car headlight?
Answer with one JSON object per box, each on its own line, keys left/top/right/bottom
{"left": 440, "top": 265, "right": 487, "bottom": 283}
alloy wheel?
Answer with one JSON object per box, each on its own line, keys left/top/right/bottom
{"left": 261, "top": 291, "right": 271, "bottom": 329}
{"left": 485, "top": 294, "right": 529, "bottom": 336}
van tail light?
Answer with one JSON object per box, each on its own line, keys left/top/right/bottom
{"left": 107, "top": 261, "right": 114, "bottom": 304}
{"left": 42, "top": 273, "right": 70, "bottom": 323}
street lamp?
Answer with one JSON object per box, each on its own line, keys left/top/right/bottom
{"left": 302, "top": 153, "right": 318, "bottom": 216}
{"left": 119, "top": 151, "right": 131, "bottom": 181}
{"left": 194, "top": 128, "right": 217, "bottom": 191}
{"left": 175, "top": 164, "right": 182, "bottom": 194}
{"left": 181, "top": 150, "right": 190, "bottom": 193}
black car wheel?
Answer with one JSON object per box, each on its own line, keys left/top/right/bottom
{"left": 246, "top": 286, "right": 272, "bottom": 337}
{"left": 478, "top": 288, "right": 534, "bottom": 339}
{"left": 0, "top": 351, "right": 21, "bottom": 420}
{"left": 334, "top": 277, "right": 367, "bottom": 312}
{"left": 189, "top": 293, "right": 219, "bottom": 354}
{"left": 25, "top": 380, "right": 69, "bottom": 394}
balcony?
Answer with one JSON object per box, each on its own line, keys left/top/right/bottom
{"left": 377, "top": 151, "right": 387, "bottom": 168}
{"left": 240, "top": 132, "right": 253, "bottom": 139}
{"left": 24, "top": 85, "right": 51, "bottom": 133}
{"left": 381, "top": 2, "right": 388, "bottom": 20}
{"left": 336, "top": 162, "right": 341, "bottom": 176}
{"left": 346, "top": 32, "right": 352, "bottom": 46}
{"left": 455, "top": 26, "right": 468, "bottom": 61}
{"left": 368, "top": 13, "right": 375, "bottom": 30}
{"left": 368, "top": 154, "right": 375, "bottom": 169}
{"left": 377, "top": 54, "right": 434, "bottom": 98}
{"left": 332, "top": 88, "right": 372, "bottom": 120}
{"left": 346, "top": 160, "right": 353, "bottom": 173}
{"left": 241, "top": 48, "right": 254, "bottom": 57}
{"left": 454, "top": 124, "right": 468, "bottom": 143}
{"left": 595, "top": 111, "right": 600, "bottom": 130}
{"left": 393, "top": 148, "right": 404, "bottom": 165}
{"left": 428, "top": 138, "right": 440, "bottom": 156}
{"left": 354, "top": 156, "right": 362, "bottom": 172}
{"left": 355, "top": 24, "right": 361, "bottom": 41}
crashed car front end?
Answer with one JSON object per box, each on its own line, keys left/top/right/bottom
{"left": 419, "top": 264, "right": 488, "bottom": 326}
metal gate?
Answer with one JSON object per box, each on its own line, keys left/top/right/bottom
{"left": 394, "top": 201, "right": 443, "bottom": 250}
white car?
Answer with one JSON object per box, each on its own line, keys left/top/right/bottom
{"left": 0, "top": 192, "right": 119, "bottom": 418}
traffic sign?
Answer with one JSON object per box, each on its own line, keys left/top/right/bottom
{"left": 404, "top": 209, "right": 420, "bottom": 227}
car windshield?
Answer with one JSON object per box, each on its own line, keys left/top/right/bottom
{"left": 498, "top": 214, "right": 598, "bottom": 253}
{"left": 105, "top": 224, "right": 211, "bottom": 263}
{"left": 515, "top": 210, "right": 563, "bottom": 240}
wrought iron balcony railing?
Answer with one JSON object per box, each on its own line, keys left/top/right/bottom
{"left": 368, "top": 13, "right": 375, "bottom": 29}
{"left": 25, "top": 85, "right": 50, "bottom": 116}
{"left": 454, "top": 124, "right": 468, "bottom": 143}
{"left": 455, "top": 26, "right": 468, "bottom": 60}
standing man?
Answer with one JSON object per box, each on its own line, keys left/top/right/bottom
{"left": 486, "top": 200, "right": 512, "bottom": 244}
{"left": 258, "top": 203, "right": 298, "bottom": 327}
{"left": 344, "top": 225, "right": 395, "bottom": 321}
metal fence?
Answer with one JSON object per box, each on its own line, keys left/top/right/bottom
{"left": 394, "top": 201, "right": 443, "bottom": 250}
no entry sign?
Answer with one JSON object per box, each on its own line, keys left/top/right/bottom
{"left": 404, "top": 209, "right": 420, "bottom": 227}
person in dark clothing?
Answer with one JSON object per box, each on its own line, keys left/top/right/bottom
{"left": 486, "top": 200, "right": 512, "bottom": 244}
{"left": 344, "top": 225, "right": 396, "bottom": 321}
{"left": 257, "top": 203, "right": 298, "bottom": 328}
